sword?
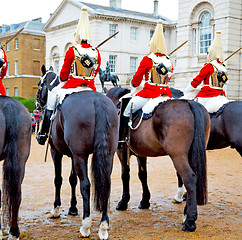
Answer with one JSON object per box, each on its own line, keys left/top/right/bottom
{"left": 126, "top": 102, "right": 134, "bottom": 165}
{"left": 1, "top": 27, "right": 24, "bottom": 48}
{"left": 223, "top": 47, "right": 242, "bottom": 62}
{"left": 168, "top": 40, "right": 188, "bottom": 56}
{"left": 95, "top": 31, "right": 119, "bottom": 49}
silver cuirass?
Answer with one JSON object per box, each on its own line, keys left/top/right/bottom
{"left": 72, "top": 44, "right": 98, "bottom": 78}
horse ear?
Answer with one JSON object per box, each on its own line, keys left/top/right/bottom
{"left": 41, "top": 65, "right": 46, "bottom": 76}
{"left": 49, "top": 66, "right": 54, "bottom": 71}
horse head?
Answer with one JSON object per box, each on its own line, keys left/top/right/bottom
{"left": 36, "top": 65, "right": 57, "bottom": 111}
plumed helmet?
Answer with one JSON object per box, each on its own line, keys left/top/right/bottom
{"left": 207, "top": 31, "right": 224, "bottom": 62}
{"left": 149, "top": 20, "right": 167, "bottom": 54}
{"left": 74, "top": 7, "right": 92, "bottom": 44}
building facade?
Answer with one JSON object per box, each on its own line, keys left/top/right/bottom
{"left": 175, "top": 0, "right": 242, "bottom": 100}
{"left": 0, "top": 18, "right": 46, "bottom": 98}
{"left": 43, "top": 0, "right": 177, "bottom": 91}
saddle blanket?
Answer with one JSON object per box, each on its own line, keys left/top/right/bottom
{"left": 58, "top": 86, "right": 92, "bottom": 104}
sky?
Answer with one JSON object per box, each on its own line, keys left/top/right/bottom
{"left": 0, "top": 0, "right": 178, "bottom": 26}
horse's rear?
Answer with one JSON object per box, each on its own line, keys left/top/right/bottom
{"left": 208, "top": 100, "right": 242, "bottom": 155}
{"left": 0, "top": 96, "right": 31, "bottom": 239}
{"left": 50, "top": 91, "right": 118, "bottom": 239}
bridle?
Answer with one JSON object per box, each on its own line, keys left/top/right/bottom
{"left": 36, "top": 71, "right": 52, "bottom": 111}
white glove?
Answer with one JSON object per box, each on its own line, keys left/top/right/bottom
{"left": 184, "top": 83, "right": 196, "bottom": 94}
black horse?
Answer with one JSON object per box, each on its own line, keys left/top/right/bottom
{"left": 99, "top": 68, "right": 119, "bottom": 90}
{"left": 0, "top": 96, "right": 31, "bottom": 239}
{"left": 106, "top": 86, "right": 210, "bottom": 232}
{"left": 36, "top": 66, "right": 118, "bottom": 239}
{"left": 170, "top": 87, "right": 242, "bottom": 202}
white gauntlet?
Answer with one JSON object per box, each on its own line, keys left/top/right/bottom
{"left": 184, "top": 83, "right": 195, "bottom": 93}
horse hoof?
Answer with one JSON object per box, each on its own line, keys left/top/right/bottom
{"left": 49, "top": 206, "right": 60, "bottom": 218}
{"left": 8, "top": 234, "right": 19, "bottom": 240}
{"left": 173, "top": 196, "right": 183, "bottom": 204}
{"left": 182, "top": 220, "right": 196, "bottom": 232}
{"left": 80, "top": 217, "right": 91, "bottom": 238}
{"left": 68, "top": 207, "right": 78, "bottom": 216}
{"left": 116, "top": 201, "right": 128, "bottom": 211}
{"left": 138, "top": 201, "right": 150, "bottom": 209}
{"left": 98, "top": 221, "right": 109, "bottom": 240}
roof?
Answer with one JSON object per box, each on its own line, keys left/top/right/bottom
{"left": 81, "top": 1, "right": 176, "bottom": 25}
{"left": 43, "top": 0, "right": 176, "bottom": 31}
{"left": 0, "top": 18, "right": 45, "bottom": 38}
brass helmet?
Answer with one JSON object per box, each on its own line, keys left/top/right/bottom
{"left": 207, "top": 31, "right": 224, "bottom": 62}
{"left": 149, "top": 20, "right": 167, "bottom": 54}
{"left": 74, "top": 7, "right": 92, "bottom": 44}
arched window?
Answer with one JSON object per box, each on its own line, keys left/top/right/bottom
{"left": 199, "top": 12, "right": 212, "bottom": 54}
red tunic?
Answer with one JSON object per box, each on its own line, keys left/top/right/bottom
{"left": 60, "top": 43, "right": 101, "bottom": 91}
{"left": 0, "top": 49, "right": 8, "bottom": 95}
{"left": 191, "top": 62, "right": 225, "bottom": 98}
{"left": 131, "top": 54, "right": 171, "bottom": 98}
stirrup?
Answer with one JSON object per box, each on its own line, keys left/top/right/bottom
{"left": 36, "top": 132, "right": 48, "bottom": 145}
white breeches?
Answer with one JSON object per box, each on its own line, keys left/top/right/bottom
{"left": 123, "top": 96, "right": 150, "bottom": 117}
{"left": 46, "top": 82, "right": 65, "bottom": 111}
{"left": 194, "top": 97, "right": 213, "bottom": 106}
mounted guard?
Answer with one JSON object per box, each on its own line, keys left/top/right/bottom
{"left": 37, "top": 7, "right": 101, "bottom": 145}
{"left": 118, "top": 20, "right": 173, "bottom": 149}
{"left": 183, "top": 31, "right": 229, "bottom": 112}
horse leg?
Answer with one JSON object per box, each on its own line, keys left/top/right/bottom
{"left": 72, "top": 155, "right": 91, "bottom": 238}
{"left": 97, "top": 154, "right": 113, "bottom": 240}
{"left": 116, "top": 149, "right": 130, "bottom": 210}
{"left": 172, "top": 156, "right": 198, "bottom": 232}
{"left": 68, "top": 161, "right": 78, "bottom": 215}
{"left": 173, "top": 172, "right": 185, "bottom": 203}
{"left": 50, "top": 147, "right": 63, "bottom": 218}
{"left": 137, "top": 156, "right": 151, "bottom": 209}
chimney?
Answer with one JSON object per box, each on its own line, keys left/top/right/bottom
{"left": 110, "top": 0, "right": 121, "bottom": 8}
{"left": 154, "top": 0, "right": 159, "bottom": 16}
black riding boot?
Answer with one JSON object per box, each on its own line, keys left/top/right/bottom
{"left": 36, "top": 109, "right": 53, "bottom": 145}
{"left": 118, "top": 98, "right": 131, "bottom": 149}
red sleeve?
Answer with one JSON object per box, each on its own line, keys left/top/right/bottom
{"left": 132, "top": 56, "right": 152, "bottom": 87}
{"left": 60, "top": 47, "right": 75, "bottom": 81}
{"left": 191, "top": 63, "right": 214, "bottom": 88}
{"left": 0, "top": 49, "right": 8, "bottom": 80}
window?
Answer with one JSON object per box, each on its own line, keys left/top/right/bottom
{"left": 130, "top": 27, "right": 138, "bottom": 40}
{"left": 15, "top": 38, "right": 18, "bottom": 50}
{"left": 15, "top": 60, "right": 18, "bottom": 75}
{"left": 109, "top": 24, "right": 117, "bottom": 37}
{"left": 150, "top": 29, "right": 155, "bottom": 40}
{"left": 6, "top": 88, "right": 9, "bottom": 96}
{"left": 199, "top": 12, "right": 212, "bottom": 54}
{"left": 14, "top": 87, "right": 18, "bottom": 97}
{"left": 6, "top": 43, "right": 10, "bottom": 51}
{"left": 109, "top": 55, "right": 116, "bottom": 73}
{"left": 33, "top": 61, "right": 40, "bottom": 75}
{"left": 130, "top": 57, "right": 138, "bottom": 73}
{"left": 54, "top": 60, "right": 59, "bottom": 74}
{"left": 33, "top": 38, "right": 40, "bottom": 50}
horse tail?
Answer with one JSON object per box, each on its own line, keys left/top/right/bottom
{"left": 2, "top": 101, "right": 20, "bottom": 225}
{"left": 188, "top": 101, "right": 207, "bottom": 205}
{"left": 91, "top": 98, "right": 111, "bottom": 212}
